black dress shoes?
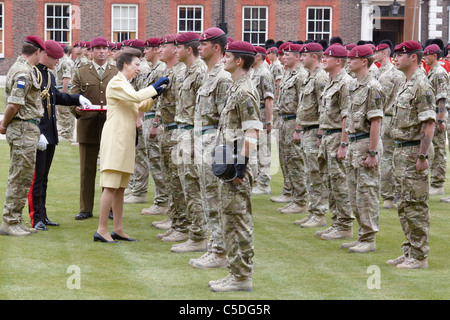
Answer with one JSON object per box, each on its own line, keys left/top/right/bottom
{"left": 44, "top": 218, "right": 60, "bottom": 226}
{"left": 93, "top": 232, "right": 119, "bottom": 243}
{"left": 111, "top": 231, "right": 138, "bottom": 241}
{"left": 75, "top": 212, "right": 93, "bottom": 220}
{"left": 34, "top": 221, "right": 48, "bottom": 231}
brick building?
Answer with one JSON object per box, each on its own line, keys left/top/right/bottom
{"left": 0, "top": 0, "right": 449, "bottom": 75}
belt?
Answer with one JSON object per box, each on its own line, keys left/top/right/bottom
{"left": 144, "top": 112, "right": 156, "bottom": 120}
{"left": 178, "top": 124, "right": 194, "bottom": 130}
{"left": 163, "top": 122, "right": 178, "bottom": 131}
{"left": 348, "top": 132, "right": 370, "bottom": 142}
{"left": 16, "top": 118, "right": 40, "bottom": 126}
{"left": 323, "top": 128, "right": 341, "bottom": 135}
{"left": 302, "top": 125, "right": 319, "bottom": 132}
{"left": 394, "top": 140, "right": 420, "bottom": 148}
{"left": 195, "top": 124, "right": 218, "bottom": 135}
{"left": 281, "top": 114, "right": 297, "bottom": 121}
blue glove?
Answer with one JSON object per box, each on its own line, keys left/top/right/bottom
{"left": 152, "top": 77, "right": 170, "bottom": 89}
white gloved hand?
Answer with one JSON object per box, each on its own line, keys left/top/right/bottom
{"left": 38, "top": 134, "right": 48, "bottom": 151}
{"left": 79, "top": 95, "right": 93, "bottom": 109}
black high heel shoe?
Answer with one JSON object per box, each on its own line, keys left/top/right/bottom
{"left": 94, "top": 232, "right": 120, "bottom": 243}
{"left": 111, "top": 231, "right": 138, "bottom": 242}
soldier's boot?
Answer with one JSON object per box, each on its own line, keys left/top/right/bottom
{"left": 429, "top": 186, "right": 445, "bottom": 196}
{"left": 156, "top": 228, "right": 174, "bottom": 240}
{"left": 190, "top": 252, "right": 212, "bottom": 266}
{"left": 279, "top": 202, "right": 308, "bottom": 214}
{"left": 161, "top": 230, "right": 189, "bottom": 242}
{"left": 170, "top": 239, "right": 207, "bottom": 253}
{"left": 348, "top": 241, "right": 376, "bottom": 253}
{"left": 294, "top": 213, "right": 313, "bottom": 225}
{"left": 152, "top": 217, "right": 171, "bottom": 230}
{"left": 396, "top": 257, "right": 428, "bottom": 269}
{"left": 440, "top": 196, "right": 450, "bottom": 203}
{"left": 18, "top": 222, "right": 37, "bottom": 234}
{"left": 315, "top": 226, "right": 335, "bottom": 237}
{"left": 193, "top": 252, "right": 227, "bottom": 269}
{"left": 208, "top": 273, "right": 232, "bottom": 288}
{"left": 252, "top": 185, "right": 271, "bottom": 196}
{"left": 300, "top": 215, "right": 327, "bottom": 228}
{"left": 210, "top": 275, "right": 253, "bottom": 292}
{"left": 270, "top": 194, "right": 292, "bottom": 203}
{"left": 341, "top": 240, "right": 360, "bottom": 249}
{"left": 141, "top": 204, "right": 170, "bottom": 215}
{"left": 0, "top": 222, "right": 31, "bottom": 237}
{"left": 123, "top": 195, "right": 147, "bottom": 204}
{"left": 320, "top": 228, "right": 353, "bottom": 240}
{"left": 382, "top": 200, "right": 397, "bottom": 209}
{"left": 124, "top": 188, "right": 132, "bottom": 196}
{"left": 386, "top": 254, "right": 407, "bottom": 266}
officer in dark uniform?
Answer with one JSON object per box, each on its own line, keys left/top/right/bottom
{"left": 28, "top": 40, "right": 92, "bottom": 230}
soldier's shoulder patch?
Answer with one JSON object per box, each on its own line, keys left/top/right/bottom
{"left": 17, "top": 76, "right": 26, "bottom": 89}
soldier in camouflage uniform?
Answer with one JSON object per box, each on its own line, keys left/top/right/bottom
{"left": 141, "top": 38, "right": 170, "bottom": 217}
{"left": 373, "top": 43, "right": 406, "bottom": 209}
{"left": 73, "top": 41, "right": 90, "bottom": 69}
{"left": 0, "top": 36, "right": 45, "bottom": 236}
{"left": 152, "top": 35, "right": 188, "bottom": 243}
{"left": 316, "top": 45, "right": 355, "bottom": 240}
{"left": 387, "top": 41, "right": 436, "bottom": 269}
{"left": 293, "top": 43, "right": 329, "bottom": 228}
{"left": 423, "top": 44, "right": 449, "bottom": 196}
{"left": 251, "top": 46, "right": 275, "bottom": 195}
{"left": 342, "top": 45, "right": 383, "bottom": 254}
{"left": 189, "top": 28, "right": 232, "bottom": 270}
{"left": 275, "top": 43, "right": 309, "bottom": 214}
{"left": 55, "top": 45, "right": 75, "bottom": 141}
{"left": 267, "top": 46, "right": 284, "bottom": 96}
{"left": 170, "top": 32, "right": 208, "bottom": 253}
{"left": 209, "top": 41, "right": 262, "bottom": 293}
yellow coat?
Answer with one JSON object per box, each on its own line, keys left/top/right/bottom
{"left": 100, "top": 73, "right": 157, "bottom": 174}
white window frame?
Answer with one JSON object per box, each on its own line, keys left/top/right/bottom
{"left": 45, "top": 3, "right": 72, "bottom": 46}
{"left": 111, "top": 4, "right": 139, "bottom": 42}
{"left": 306, "top": 7, "right": 332, "bottom": 41}
{"left": 177, "top": 5, "right": 203, "bottom": 33}
{"left": 0, "top": 2, "right": 4, "bottom": 58}
{"left": 242, "top": 6, "right": 268, "bottom": 46}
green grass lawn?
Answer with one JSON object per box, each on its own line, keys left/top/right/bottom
{"left": 0, "top": 139, "right": 449, "bottom": 301}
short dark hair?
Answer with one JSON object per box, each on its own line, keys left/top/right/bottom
{"left": 64, "top": 46, "right": 72, "bottom": 55}
{"left": 231, "top": 52, "right": 255, "bottom": 71}
{"left": 116, "top": 48, "right": 143, "bottom": 71}
{"left": 22, "top": 42, "right": 41, "bottom": 56}
{"left": 209, "top": 34, "right": 228, "bottom": 53}
{"left": 182, "top": 40, "right": 200, "bottom": 57}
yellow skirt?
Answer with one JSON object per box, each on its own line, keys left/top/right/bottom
{"left": 100, "top": 170, "right": 131, "bottom": 189}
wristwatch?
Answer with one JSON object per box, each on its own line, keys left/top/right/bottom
{"left": 295, "top": 128, "right": 302, "bottom": 133}
{"left": 316, "top": 134, "right": 323, "bottom": 139}
{"left": 152, "top": 121, "right": 159, "bottom": 128}
{"left": 266, "top": 122, "right": 272, "bottom": 126}
{"left": 437, "top": 119, "right": 445, "bottom": 124}
{"left": 367, "top": 150, "right": 378, "bottom": 157}
{"left": 340, "top": 142, "right": 348, "bottom": 147}
{"left": 418, "top": 154, "right": 428, "bottom": 160}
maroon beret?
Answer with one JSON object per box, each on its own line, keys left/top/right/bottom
{"left": 73, "top": 41, "right": 82, "bottom": 48}
{"left": 145, "top": 37, "right": 161, "bottom": 47}
{"left": 324, "top": 45, "right": 348, "bottom": 58}
{"left": 159, "top": 34, "right": 177, "bottom": 45}
{"left": 374, "top": 43, "right": 390, "bottom": 51}
{"left": 267, "top": 46, "right": 277, "bottom": 54}
{"left": 59, "top": 42, "right": 66, "bottom": 48}
{"left": 283, "top": 43, "right": 303, "bottom": 53}
{"left": 25, "top": 35, "right": 46, "bottom": 51}
{"left": 225, "top": 40, "right": 257, "bottom": 55}
{"left": 82, "top": 41, "right": 90, "bottom": 48}
{"left": 302, "top": 43, "right": 323, "bottom": 53}
{"left": 394, "top": 40, "right": 422, "bottom": 53}
{"left": 348, "top": 45, "right": 374, "bottom": 58}
{"left": 200, "top": 27, "right": 226, "bottom": 42}
{"left": 90, "top": 37, "right": 109, "bottom": 48}
{"left": 111, "top": 42, "right": 122, "bottom": 51}
{"left": 424, "top": 44, "right": 442, "bottom": 55}
{"left": 344, "top": 43, "right": 356, "bottom": 51}
{"left": 175, "top": 32, "right": 200, "bottom": 45}
{"left": 44, "top": 40, "right": 64, "bottom": 59}
{"left": 254, "top": 46, "right": 267, "bottom": 55}
{"left": 122, "top": 39, "right": 132, "bottom": 47}
{"left": 277, "top": 42, "right": 292, "bottom": 55}
{"left": 227, "top": 37, "right": 234, "bottom": 44}
{"left": 129, "top": 39, "right": 146, "bottom": 48}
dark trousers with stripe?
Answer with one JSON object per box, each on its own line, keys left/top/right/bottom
{"left": 28, "top": 144, "right": 56, "bottom": 226}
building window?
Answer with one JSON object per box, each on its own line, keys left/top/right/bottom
{"left": 307, "top": 7, "right": 332, "bottom": 41}
{"left": 0, "top": 2, "right": 3, "bottom": 58}
{"left": 112, "top": 4, "right": 138, "bottom": 42}
{"left": 242, "top": 6, "right": 268, "bottom": 46}
{"left": 178, "top": 5, "right": 203, "bottom": 33}
{"left": 45, "top": 3, "right": 71, "bottom": 46}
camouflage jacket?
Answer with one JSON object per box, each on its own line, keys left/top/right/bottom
{"left": 251, "top": 62, "right": 275, "bottom": 106}
{"left": 427, "top": 63, "right": 449, "bottom": 103}
{"left": 277, "top": 64, "right": 308, "bottom": 115}
{"left": 55, "top": 55, "right": 74, "bottom": 87}
{"left": 377, "top": 62, "right": 405, "bottom": 116}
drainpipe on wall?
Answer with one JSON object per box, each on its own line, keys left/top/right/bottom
{"left": 218, "top": 0, "right": 228, "bottom": 34}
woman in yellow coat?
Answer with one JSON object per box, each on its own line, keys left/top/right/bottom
{"left": 94, "top": 48, "right": 169, "bottom": 243}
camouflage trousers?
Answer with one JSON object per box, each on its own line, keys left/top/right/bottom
{"left": 274, "top": 115, "right": 292, "bottom": 196}
{"left": 380, "top": 116, "right": 396, "bottom": 201}
{"left": 177, "top": 128, "right": 206, "bottom": 241}
{"left": 220, "top": 172, "right": 254, "bottom": 279}
{"left": 253, "top": 108, "right": 271, "bottom": 188}
{"left": 142, "top": 118, "right": 169, "bottom": 206}
{"left": 127, "top": 128, "right": 150, "bottom": 197}
{"left": 160, "top": 128, "right": 189, "bottom": 233}
{"left": 393, "top": 145, "right": 430, "bottom": 260}
{"left": 195, "top": 130, "right": 226, "bottom": 254}
{"left": 2, "top": 120, "right": 40, "bottom": 224}
{"left": 300, "top": 128, "right": 328, "bottom": 215}
{"left": 56, "top": 105, "right": 75, "bottom": 140}
{"left": 345, "top": 138, "right": 381, "bottom": 242}
{"left": 318, "top": 131, "right": 354, "bottom": 230}
{"left": 430, "top": 122, "right": 447, "bottom": 189}
{"left": 279, "top": 119, "right": 307, "bottom": 205}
